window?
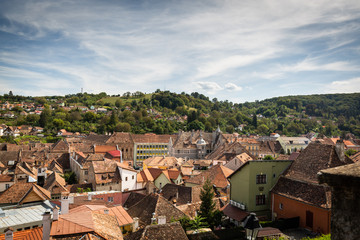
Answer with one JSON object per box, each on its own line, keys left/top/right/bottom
{"left": 84, "top": 170, "right": 88, "bottom": 175}
{"left": 256, "top": 195, "right": 266, "bottom": 205}
{"left": 5, "top": 184, "right": 10, "bottom": 189}
{"left": 256, "top": 174, "right": 267, "bottom": 184}
{"left": 132, "top": 175, "right": 134, "bottom": 179}
{"left": 279, "top": 203, "right": 283, "bottom": 210}
{"left": 125, "top": 177, "right": 128, "bottom": 181}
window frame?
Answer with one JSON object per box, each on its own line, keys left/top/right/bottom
{"left": 256, "top": 195, "right": 266, "bottom": 206}
{"left": 256, "top": 174, "right": 267, "bottom": 184}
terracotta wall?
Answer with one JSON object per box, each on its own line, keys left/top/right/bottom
{"left": 272, "top": 193, "right": 331, "bottom": 234}
{"left": 94, "top": 192, "right": 123, "bottom": 205}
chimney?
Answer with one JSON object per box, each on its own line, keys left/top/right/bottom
{"left": 61, "top": 196, "right": 69, "bottom": 215}
{"left": 88, "top": 194, "right": 92, "bottom": 201}
{"left": 42, "top": 209, "right": 52, "bottom": 240}
{"left": 151, "top": 212, "right": 156, "bottom": 224}
{"left": 335, "top": 139, "right": 345, "bottom": 162}
{"left": 176, "top": 191, "right": 179, "bottom": 200}
{"left": 133, "top": 217, "right": 139, "bottom": 231}
{"left": 53, "top": 206, "right": 59, "bottom": 221}
{"left": 4, "top": 227, "right": 13, "bottom": 240}
{"left": 104, "top": 209, "right": 109, "bottom": 214}
{"left": 158, "top": 216, "right": 166, "bottom": 225}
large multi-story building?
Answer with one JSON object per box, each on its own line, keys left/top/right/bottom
{"left": 132, "top": 133, "right": 174, "bottom": 167}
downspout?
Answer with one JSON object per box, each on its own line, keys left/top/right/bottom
{"left": 271, "top": 193, "right": 275, "bottom": 221}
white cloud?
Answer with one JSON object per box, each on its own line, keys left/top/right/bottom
{"left": 195, "top": 81, "right": 223, "bottom": 94}
{"left": 326, "top": 77, "right": 360, "bottom": 93}
{"left": 225, "top": 83, "right": 242, "bottom": 91}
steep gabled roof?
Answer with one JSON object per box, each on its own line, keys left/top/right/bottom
{"left": 206, "top": 141, "right": 254, "bottom": 160}
{"left": 271, "top": 177, "right": 331, "bottom": 209}
{"left": 84, "top": 134, "right": 112, "bottom": 144}
{"left": 127, "top": 194, "right": 186, "bottom": 226}
{"left": 224, "top": 153, "right": 253, "bottom": 171}
{"left": 0, "top": 182, "right": 51, "bottom": 205}
{"left": 106, "top": 132, "right": 134, "bottom": 144}
{"left": 123, "top": 192, "right": 146, "bottom": 209}
{"left": 285, "top": 142, "right": 353, "bottom": 183}
{"left": 185, "top": 164, "right": 233, "bottom": 188}
{"left": 43, "top": 172, "right": 69, "bottom": 194}
{"left": 161, "top": 184, "right": 192, "bottom": 205}
{"left": 51, "top": 140, "right": 69, "bottom": 152}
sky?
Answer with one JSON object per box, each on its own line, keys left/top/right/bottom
{"left": 0, "top": 0, "right": 360, "bottom": 103}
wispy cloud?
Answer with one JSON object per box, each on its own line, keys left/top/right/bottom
{"left": 225, "top": 83, "right": 242, "bottom": 91}
{"left": 0, "top": 0, "right": 360, "bottom": 101}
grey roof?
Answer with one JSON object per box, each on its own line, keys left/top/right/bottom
{"left": 0, "top": 201, "right": 55, "bottom": 232}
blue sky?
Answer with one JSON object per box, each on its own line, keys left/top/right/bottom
{"left": 0, "top": 0, "right": 360, "bottom": 103}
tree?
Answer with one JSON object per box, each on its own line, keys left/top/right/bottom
{"left": 39, "top": 109, "right": 51, "bottom": 128}
{"left": 61, "top": 172, "right": 77, "bottom": 184}
{"left": 115, "top": 99, "right": 123, "bottom": 108}
{"left": 263, "top": 155, "right": 274, "bottom": 160}
{"left": 252, "top": 114, "right": 258, "bottom": 128}
{"left": 187, "top": 120, "right": 205, "bottom": 131}
{"left": 188, "top": 216, "right": 209, "bottom": 230}
{"left": 199, "top": 178, "right": 216, "bottom": 227}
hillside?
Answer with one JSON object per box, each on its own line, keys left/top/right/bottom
{"left": 0, "top": 91, "right": 359, "bottom": 137}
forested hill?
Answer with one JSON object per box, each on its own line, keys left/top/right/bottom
{"left": 0, "top": 91, "right": 359, "bottom": 137}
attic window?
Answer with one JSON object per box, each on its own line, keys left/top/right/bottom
{"left": 289, "top": 141, "right": 293, "bottom": 144}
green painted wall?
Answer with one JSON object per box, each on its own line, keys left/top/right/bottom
{"left": 155, "top": 173, "right": 171, "bottom": 189}
{"left": 229, "top": 160, "right": 292, "bottom": 213}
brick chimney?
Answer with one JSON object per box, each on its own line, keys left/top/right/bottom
{"left": 42, "top": 209, "right": 52, "bottom": 240}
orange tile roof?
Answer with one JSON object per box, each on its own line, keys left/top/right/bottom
{"left": 0, "top": 227, "right": 43, "bottom": 240}
{"left": 344, "top": 140, "right": 355, "bottom": 147}
{"left": 0, "top": 174, "right": 14, "bottom": 182}
{"left": 94, "top": 145, "right": 117, "bottom": 153}
{"left": 51, "top": 205, "right": 127, "bottom": 238}
{"left": 167, "top": 169, "right": 181, "bottom": 180}
{"left": 50, "top": 213, "right": 94, "bottom": 236}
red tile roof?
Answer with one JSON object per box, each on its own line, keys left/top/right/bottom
{"left": 0, "top": 227, "right": 42, "bottom": 240}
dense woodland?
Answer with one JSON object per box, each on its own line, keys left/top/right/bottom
{"left": 1, "top": 90, "right": 359, "bottom": 137}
